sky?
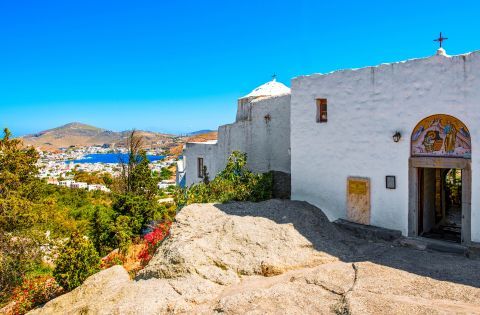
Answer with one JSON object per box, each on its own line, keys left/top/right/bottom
{"left": 0, "top": 0, "right": 479, "bottom": 136}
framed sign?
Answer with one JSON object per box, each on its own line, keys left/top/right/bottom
{"left": 386, "top": 176, "right": 396, "bottom": 189}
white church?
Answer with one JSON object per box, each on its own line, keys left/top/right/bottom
{"left": 181, "top": 46, "right": 480, "bottom": 246}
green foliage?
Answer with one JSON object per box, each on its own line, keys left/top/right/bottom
{"left": 113, "top": 194, "right": 158, "bottom": 234}
{"left": 129, "top": 152, "right": 159, "bottom": 201}
{"left": 114, "top": 215, "right": 133, "bottom": 256}
{"left": 0, "top": 127, "right": 172, "bottom": 307}
{"left": 176, "top": 151, "right": 273, "bottom": 205}
{"left": 53, "top": 232, "right": 100, "bottom": 291}
{"left": 0, "top": 232, "right": 42, "bottom": 296}
{"left": 0, "top": 128, "right": 42, "bottom": 232}
{"left": 73, "top": 170, "right": 113, "bottom": 186}
{"left": 159, "top": 167, "right": 173, "bottom": 180}
{"left": 0, "top": 129, "right": 50, "bottom": 295}
{"left": 90, "top": 206, "right": 116, "bottom": 256}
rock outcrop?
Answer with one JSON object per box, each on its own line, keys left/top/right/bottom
{"left": 30, "top": 200, "right": 480, "bottom": 314}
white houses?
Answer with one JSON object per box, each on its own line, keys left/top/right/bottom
{"left": 59, "top": 180, "right": 75, "bottom": 188}
{"left": 71, "top": 182, "right": 88, "bottom": 189}
{"left": 183, "top": 48, "right": 480, "bottom": 245}
{"left": 158, "top": 179, "right": 176, "bottom": 189}
{"left": 88, "top": 184, "right": 110, "bottom": 192}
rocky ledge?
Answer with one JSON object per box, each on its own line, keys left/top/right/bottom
{"left": 30, "top": 200, "right": 480, "bottom": 314}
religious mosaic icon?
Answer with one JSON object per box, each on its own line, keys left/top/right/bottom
{"left": 411, "top": 114, "right": 471, "bottom": 158}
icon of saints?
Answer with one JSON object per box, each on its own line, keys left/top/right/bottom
{"left": 422, "top": 130, "right": 436, "bottom": 152}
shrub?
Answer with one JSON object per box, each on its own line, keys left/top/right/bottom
{"left": 53, "top": 232, "right": 100, "bottom": 291}
{"left": 9, "top": 275, "right": 62, "bottom": 315}
{"left": 114, "top": 215, "right": 133, "bottom": 256}
{"left": 100, "top": 252, "right": 124, "bottom": 270}
{"left": 138, "top": 221, "right": 172, "bottom": 266}
{"left": 0, "top": 233, "right": 43, "bottom": 297}
{"left": 176, "top": 151, "right": 273, "bottom": 205}
{"left": 90, "top": 206, "right": 116, "bottom": 256}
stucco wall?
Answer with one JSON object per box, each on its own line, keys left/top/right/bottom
{"left": 185, "top": 94, "right": 291, "bottom": 187}
{"left": 290, "top": 51, "right": 480, "bottom": 241}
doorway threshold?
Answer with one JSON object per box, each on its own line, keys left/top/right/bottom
{"left": 401, "top": 237, "right": 467, "bottom": 255}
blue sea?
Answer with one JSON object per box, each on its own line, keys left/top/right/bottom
{"left": 71, "top": 153, "right": 164, "bottom": 164}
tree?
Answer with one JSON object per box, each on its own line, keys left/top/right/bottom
{"left": 159, "top": 167, "right": 173, "bottom": 181}
{"left": 53, "top": 232, "right": 100, "bottom": 291}
{"left": 112, "top": 194, "right": 158, "bottom": 235}
{"left": 0, "top": 129, "right": 44, "bottom": 294}
{"left": 117, "top": 130, "right": 158, "bottom": 200}
{"left": 90, "top": 206, "right": 116, "bottom": 256}
{"left": 0, "top": 128, "right": 41, "bottom": 231}
{"left": 114, "top": 216, "right": 132, "bottom": 256}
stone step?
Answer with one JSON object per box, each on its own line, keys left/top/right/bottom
{"left": 334, "top": 219, "right": 402, "bottom": 242}
{"left": 399, "top": 237, "right": 467, "bottom": 255}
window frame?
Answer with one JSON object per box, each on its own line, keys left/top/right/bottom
{"left": 316, "top": 98, "right": 328, "bottom": 123}
{"left": 197, "top": 157, "right": 204, "bottom": 178}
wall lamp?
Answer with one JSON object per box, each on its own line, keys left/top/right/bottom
{"left": 393, "top": 131, "right": 402, "bottom": 143}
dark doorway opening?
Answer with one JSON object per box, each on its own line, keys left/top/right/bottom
{"left": 417, "top": 168, "right": 462, "bottom": 243}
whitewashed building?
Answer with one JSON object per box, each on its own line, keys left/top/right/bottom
{"left": 58, "top": 180, "right": 74, "bottom": 188}
{"left": 88, "top": 184, "right": 110, "bottom": 192}
{"left": 71, "top": 182, "right": 88, "bottom": 189}
{"left": 176, "top": 159, "right": 186, "bottom": 187}
{"left": 183, "top": 47, "right": 480, "bottom": 245}
{"left": 183, "top": 78, "right": 292, "bottom": 197}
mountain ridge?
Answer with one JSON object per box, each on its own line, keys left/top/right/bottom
{"left": 21, "top": 122, "right": 176, "bottom": 150}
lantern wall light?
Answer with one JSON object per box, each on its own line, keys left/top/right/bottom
{"left": 393, "top": 131, "right": 402, "bottom": 143}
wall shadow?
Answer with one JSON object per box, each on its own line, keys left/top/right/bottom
{"left": 214, "top": 199, "right": 480, "bottom": 288}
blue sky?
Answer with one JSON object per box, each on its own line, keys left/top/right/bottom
{"left": 1, "top": 0, "right": 478, "bottom": 136}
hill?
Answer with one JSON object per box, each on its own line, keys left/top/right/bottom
{"left": 186, "top": 129, "right": 215, "bottom": 136}
{"left": 31, "top": 200, "right": 480, "bottom": 314}
{"left": 21, "top": 122, "right": 175, "bottom": 150}
{"left": 168, "top": 131, "right": 218, "bottom": 156}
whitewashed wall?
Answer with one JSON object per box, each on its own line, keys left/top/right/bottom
{"left": 184, "top": 94, "right": 291, "bottom": 187}
{"left": 290, "top": 51, "right": 480, "bottom": 241}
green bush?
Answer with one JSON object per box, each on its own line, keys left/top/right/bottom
{"left": 176, "top": 151, "right": 273, "bottom": 205}
{"left": 53, "top": 232, "right": 100, "bottom": 291}
{"left": 90, "top": 206, "right": 116, "bottom": 256}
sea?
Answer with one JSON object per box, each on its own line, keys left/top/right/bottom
{"left": 70, "top": 153, "right": 164, "bottom": 164}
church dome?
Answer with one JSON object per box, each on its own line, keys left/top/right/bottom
{"left": 240, "top": 78, "right": 291, "bottom": 100}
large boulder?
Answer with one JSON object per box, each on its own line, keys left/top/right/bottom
{"left": 30, "top": 200, "right": 480, "bottom": 314}
{"left": 138, "top": 201, "right": 339, "bottom": 284}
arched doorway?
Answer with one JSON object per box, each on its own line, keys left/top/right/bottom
{"left": 408, "top": 114, "right": 472, "bottom": 244}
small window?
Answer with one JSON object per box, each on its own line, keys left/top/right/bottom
{"left": 197, "top": 157, "right": 204, "bottom": 178}
{"left": 316, "top": 98, "right": 328, "bottom": 123}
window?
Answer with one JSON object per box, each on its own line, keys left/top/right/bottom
{"left": 316, "top": 98, "right": 328, "bottom": 123}
{"left": 197, "top": 157, "right": 204, "bottom": 178}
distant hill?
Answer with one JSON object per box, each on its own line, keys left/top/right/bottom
{"left": 186, "top": 129, "right": 215, "bottom": 136}
{"left": 21, "top": 122, "right": 175, "bottom": 150}
{"left": 168, "top": 131, "right": 218, "bottom": 156}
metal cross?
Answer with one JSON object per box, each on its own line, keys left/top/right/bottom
{"left": 272, "top": 74, "right": 277, "bottom": 81}
{"left": 434, "top": 32, "right": 448, "bottom": 48}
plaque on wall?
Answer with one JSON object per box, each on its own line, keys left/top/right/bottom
{"left": 386, "top": 176, "right": 396, "bottom": 189}
{"left": 347, "top": 177, "right": 370, "bottom": 225}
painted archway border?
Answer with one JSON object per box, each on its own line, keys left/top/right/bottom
{"left": 411, "top": 114, "right": 471, "bottom": 159}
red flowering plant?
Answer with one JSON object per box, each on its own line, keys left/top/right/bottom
{"left": 138, "top": 221, "right": 172, "bottom": 266}
{"left": 9, "top": 275, "right": 63, "bottom": 315}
